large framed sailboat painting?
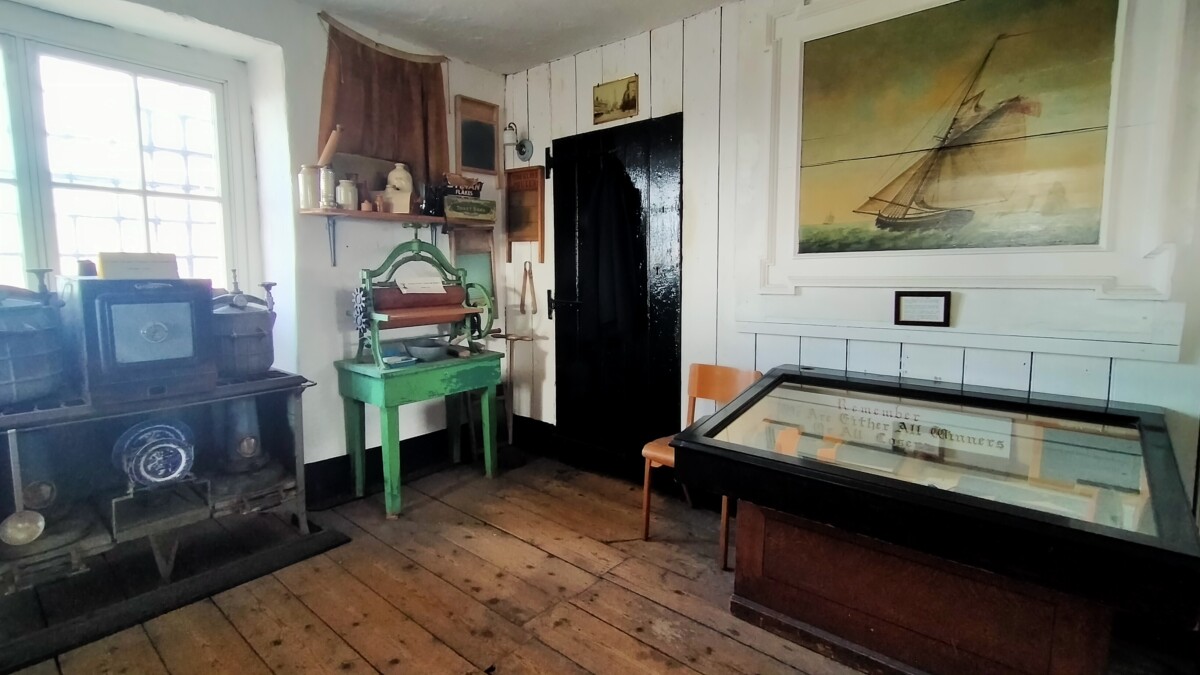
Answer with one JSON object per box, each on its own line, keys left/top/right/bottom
{"left": 797, "top": 0, "right": 1120, "bottom": 254}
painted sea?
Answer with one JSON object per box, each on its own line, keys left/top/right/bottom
{"left": 798, "top": 208, "right": 1100, "bottom": 254}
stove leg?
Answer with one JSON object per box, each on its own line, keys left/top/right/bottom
{"left": 149, "top": 531, "right": 181, "bottom": 581}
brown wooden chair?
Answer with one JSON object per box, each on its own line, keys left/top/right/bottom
{"left": 641, "top": 364, "right": 763, "bottom": 570}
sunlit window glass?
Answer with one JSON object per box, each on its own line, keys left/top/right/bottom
{"left": 38, "top": 54, "right": 225, "bottom": 286}
{"left": 0, "top": 47, "right": 25, "bottom": 288}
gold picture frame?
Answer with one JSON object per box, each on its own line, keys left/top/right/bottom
{"left": 593, "top": 75, "right": 639, "bottom": 125}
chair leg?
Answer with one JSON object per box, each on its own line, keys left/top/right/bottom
{"left": 719, "top": 495, "right": 730, "bottom": 571}
{"left": 642, "top": 458, "right": 653, "bottom": 541}
{"left": 680, "top": 482, "right": 694, "bottom": 508}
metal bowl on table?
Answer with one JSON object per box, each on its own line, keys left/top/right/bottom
{"left": 405, "top": 338, "right": 449, "bottom": 362}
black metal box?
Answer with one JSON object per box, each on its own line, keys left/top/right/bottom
{"left": 59, "top": 278, "right": 217, "bottom": 404}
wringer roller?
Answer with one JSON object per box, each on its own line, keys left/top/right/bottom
{"left": 352, "top": 229, "right": 496, "bottom": 369}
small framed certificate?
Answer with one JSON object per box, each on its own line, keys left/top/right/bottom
{"left": 894, "top": 291, "right": 951, "bottom": 327}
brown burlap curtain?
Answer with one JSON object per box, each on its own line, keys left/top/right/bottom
{"left": 318, "top": 26, "right": 449, "bottom": 188}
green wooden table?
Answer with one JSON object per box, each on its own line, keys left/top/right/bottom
{"left": 335, "top": 351, "right": 503, "bottom": 518}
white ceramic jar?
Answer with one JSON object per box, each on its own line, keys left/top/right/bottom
{"left": 297, "top": 165, "right": 320, "bottom": 209}
{"left": 384, "top": 163, "right": 413, "bottom": 214}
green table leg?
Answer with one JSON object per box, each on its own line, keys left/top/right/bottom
{"left": 482, "top": 384, "right": 497, "bottom": 478}
{"left": 447, "top": 393, "right": 462, "bottom": 464}
{"left": 380, "top": 405, "right": 402, "bottom": 518}
{"left": 343, "top": 397, "right": 366, "bottom": 498}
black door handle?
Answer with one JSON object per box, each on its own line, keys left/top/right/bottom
{"left": 546, "top": 289, "right": 581, "bottom": 320}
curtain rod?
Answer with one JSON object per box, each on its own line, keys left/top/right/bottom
{"left": 318, "top": 11, "right": 449, "bottom": 64}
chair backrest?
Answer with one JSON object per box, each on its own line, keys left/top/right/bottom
{"left": 686, "top": 364, "right": 763, "bottom": 425}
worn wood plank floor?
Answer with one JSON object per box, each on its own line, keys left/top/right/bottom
{"left": 19, "top": 459, "right": 856, "bottom": 675}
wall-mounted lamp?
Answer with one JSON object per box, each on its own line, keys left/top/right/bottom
{"left": 503, "top": 122, "right": 535, "bottom": 162}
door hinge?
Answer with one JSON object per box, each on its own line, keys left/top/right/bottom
{"left": 544, "top": 148, "right": 553, "bottom": 179}
{"left": 546, "top": 289, "right": 580, "bottom": 320}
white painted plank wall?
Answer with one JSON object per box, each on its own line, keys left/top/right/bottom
{"left": 526, "top": 63, "right": 554, "bottom": 420}
{"left": 651, "top": 22, "right": 684, "bottom": 116}
{"left": 715, "top": 3, "right": 755, "bottom": 376}
{"left": 503, "top": 13, "right": 694, "bottom": 426}
{"left": 755, "top": 334, "right": 800, "bottom": 374}
{"left": 500, "top": 4, "right": 1200, "bottom": 507}
{"left": 680, "top": 8, "right": 722, "bottom": 424}
{"left": 746, "top": 330, "right": 1200, "bottom": 503}
{"left": 503, "top": 70, "right": 535, "bottom": 418}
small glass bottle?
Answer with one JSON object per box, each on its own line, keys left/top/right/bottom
{"left": 335, "top": 180, "right": 358, "bottom": 210}
{"left": 297, "top": 165, "right": 320, "bottom": 209}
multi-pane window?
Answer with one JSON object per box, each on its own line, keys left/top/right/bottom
{"left": 0, "top": 14, "right": 253, "bottom": 291}
{"left": 0, "top": 47, "right": 22, "bottom": 288}
{"left": 38, "top": 55, "right": 226, "bottom": 283}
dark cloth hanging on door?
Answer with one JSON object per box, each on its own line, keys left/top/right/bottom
{"left": 318, "top": 25, "right": 449, "bottom": 188}
{"left": 580, "top": 154, "right": 648, "bottom": 420}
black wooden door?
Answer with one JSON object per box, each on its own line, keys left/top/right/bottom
{"left": 551, "top": 113, "right": 682, "bottom": 460}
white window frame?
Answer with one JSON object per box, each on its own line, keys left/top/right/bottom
{"left": 0, "top": 1, "right": 261, "bottom": 290}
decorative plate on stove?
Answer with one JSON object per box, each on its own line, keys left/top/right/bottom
{"left": 112, "top": 419, "right": 195, "bottom": 487}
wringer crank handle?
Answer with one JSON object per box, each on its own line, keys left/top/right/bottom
{"left": 465, "top": 282, "right": 495, "bottom": 340}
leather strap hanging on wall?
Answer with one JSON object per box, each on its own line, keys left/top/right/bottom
{"left": 317, "top": 14, "right": 450, "bottom": 188}
{"left": 520, "top": 261, "right": 538, "bottom": 315}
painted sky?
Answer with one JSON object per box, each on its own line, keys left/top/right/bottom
{"left": 798, "top": 0, "right": 1118, "bottom": 227}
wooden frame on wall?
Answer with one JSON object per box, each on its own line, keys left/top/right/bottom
{"left": 455, "top": 95, "right": 499, "bottom": 175}
{"left": 728, "top": 0, "right": 1190, "bottom": 362}
{"left": 505, "top": 166, "right": 545, "bottom": 262}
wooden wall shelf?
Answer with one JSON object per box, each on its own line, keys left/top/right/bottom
{"left": 300, "top": 209, "right": 493, "bottom": 266}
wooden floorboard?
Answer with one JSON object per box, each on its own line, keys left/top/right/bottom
{"left": 605, "top": 557, "right": 857, "bottom": 674}
{"left": 490, "top": 637, "right": 592, "bottom": 675}
{"left": 274, "top": 553, "right": 479, "bottom": 675}
{"left": 58, "top": 626, "right": 169, "bottom": 675}
{"left": 572, "top": 579, "right": 798, "bottom": 675}
{"left": 526, "top": 602, "right": 701, "bottom": 675}
{"left": 28, "top": 457, "right": 851, "bottom": 675}
{"left": 142, "top": 599, "right": 272, "bottom": 675}
{"left": 419, "top": 474, "right": 628, "bottom": 577}
{"left": 338, "top": 495, "right": 559, "bottom": 625}
{"left": 314, "top": 509, "right": 531, "bottom": 671}
{"left": 212, "top": 574, "right": 375, "bottom": 674}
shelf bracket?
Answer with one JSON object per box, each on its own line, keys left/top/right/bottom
{"left": 326, "top": 216, "right": 338, "bottom": 266}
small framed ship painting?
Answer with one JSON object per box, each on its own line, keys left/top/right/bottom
{"left": 796, "top": 0, "right": 1119, "bottom": 254}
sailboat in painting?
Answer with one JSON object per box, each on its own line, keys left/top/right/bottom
{"left": 854, "top": 35, "right": 1043, "bottom": 231}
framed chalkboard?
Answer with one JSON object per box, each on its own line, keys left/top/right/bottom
{"left": 455, "top": 95, "right": 499, "bottom": 175}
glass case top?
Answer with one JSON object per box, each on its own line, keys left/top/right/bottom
{"left": 712, "top": 381, "right": 1154, "bottom": 536}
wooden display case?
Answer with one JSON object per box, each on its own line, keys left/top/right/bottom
{"left": 672, "top": 367, "right": 1200, "bottom": 675}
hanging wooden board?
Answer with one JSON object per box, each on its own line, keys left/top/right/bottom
{"left": 505, "top": 166, "right": 545, "bottom": 262}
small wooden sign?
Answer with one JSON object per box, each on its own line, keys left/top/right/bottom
{"left": 444, "top": 195, "right": 496, "bottom": 222}
{"left": 505, "top": 166, "right": 545, "bottom": 262}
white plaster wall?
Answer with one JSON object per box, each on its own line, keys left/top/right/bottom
{"left": 15, "top": 0, "right": 506, "bottom": 462}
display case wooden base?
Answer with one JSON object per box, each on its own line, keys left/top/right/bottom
{"left": 732, "top": 500, "right": 1113, "bottom": 675}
